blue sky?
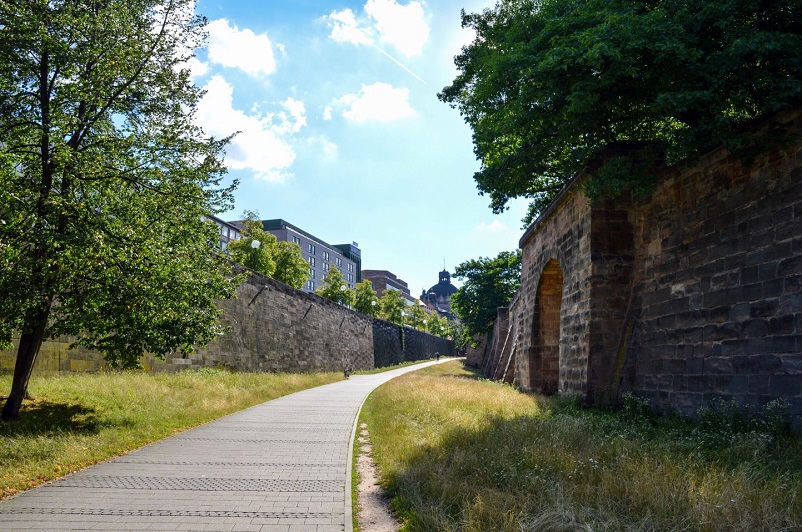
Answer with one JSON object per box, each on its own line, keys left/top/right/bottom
{"left": 190, "top": 0, "right": 528, "bottom": 296}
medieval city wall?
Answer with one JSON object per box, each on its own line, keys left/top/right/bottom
{"left": 1, "top": 272, "right": 452, "bottom": 376}
{"left": 478, "top": 109, "right": 802, "bottom": 426}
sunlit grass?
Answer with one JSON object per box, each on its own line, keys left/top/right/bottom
{"left": 361, "top": 360, "right": 802, "bottom": 531}
{"left": 0, "top": 369, "right": 342, "bottom": 498}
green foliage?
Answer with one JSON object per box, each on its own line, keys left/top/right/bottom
{"left": 226, "top": 213, "right": 277, "bottom": 276}
{"left": 315, "top": 265, "right": 354, "bottom": 306}
{"left": 426, "top": 313, "right": 449, "bottom": 338}
{"left": 225, "top": 212, "right": 309, "bottom": 289}
{"left": 378, "top": 288, "right": 406, "bottom": 325}
{"left": 271, "top": 240, "right": 309, "bottom": 289}
{"left": 404, "top": 303, "right": 428, "bottom": 331}
{"left": 439, "top": 0, "right": 802, "bottom": 225}
{"left": 451, "top": 250, "right": 521, "bottom": 345}
{"left": 0, "top": 0, "right": 241, "bottom": 403}
{"left": 353, "top": 279, "right": 379, "bottom": 316}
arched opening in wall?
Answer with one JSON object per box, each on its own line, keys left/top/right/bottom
{"left": 530, "top": 259, "right": 563, "bottom": 395}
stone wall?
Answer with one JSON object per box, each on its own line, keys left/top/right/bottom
{"left": 0, "top": 271, "right": 453, "bottom": 376}
{"left": 622, "top": 113, "right": 802, "bottom": 418}
{"left": 478, "top": 109, "right": 802, "bottom": 427}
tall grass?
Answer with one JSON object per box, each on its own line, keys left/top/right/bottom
{"left": 361, "top": 361, "right": 802, "bottom": 531}
{"left": 0, "top": 369, "right": 342, "bottom": 498}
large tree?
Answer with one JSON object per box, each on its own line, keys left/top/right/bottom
{"left": 439, "top": 0, "right": 802, "bottom": 225}
{"left": 316, "top": 266, "right": 354, "bottom": 306}
{"left": 226, "top": 212, "right": 310, "bottom": 289}
{"left": 451, "top": 250, "right": 521, "bottom": 346}
{"left": 0, "top": 0, "right": 239, "bottom": 419}
{"left": 353, "top": 279, "right": 379, "bottom": 316}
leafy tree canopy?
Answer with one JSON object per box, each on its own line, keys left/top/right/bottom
{"left": 353, "top": 280, "right": 379, "bottom": 316}
{"left": 404, "top": 303, "right": 428, "bottom": 331}
{"left": 378, "top": 288, "right": 406, "bottom": 325}
{"left": 451, "top": 250, "right": 522, "bottom": 346}
{"left": 0, "top": 0, "right": 239, "bottom": 419}
{"left": 226, "top": 212, "right": 309, "bottom": 289}
{"left": 316, "top": 265, "right": 354, "bottom": 306}
{"left": 439, "top": 0, "right": 802, "bottom": 225}
{"left": 272, "top": 240, "right": 310, "bottom": 290}
{"left": 227, "top": 213, "right": 278, "bottom": 276}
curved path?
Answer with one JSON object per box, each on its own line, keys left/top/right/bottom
{"left": 0, "top": 360, "right": 447, "bottom": 531}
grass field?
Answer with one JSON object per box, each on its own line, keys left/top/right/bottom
{"left": 0, "top": 369, "right": 343, "bottom": 498}
{"left": 360, "top": 360, "right": 802, "bottom": 531}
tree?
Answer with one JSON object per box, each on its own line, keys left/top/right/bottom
{"left": 426, "top": 313, "right": 449, "bottom": 338}
{"left": 439, "top": 0, "right": 802, "bottom": 225}
{"left": 378, "top": 288, "right": 406, "bottom": 325}
{"left": 227, "top": 212, "right": 277, "bottom": 276}
{"left": 0, "top": 0, "right": 239, "bottom": 419}
{"left": 272, "top": 240, "right": 309, "bottom": 289}
{"left": 226, "top": 212, "right": 309, "bottom": 289}
{"left": 353, "top": 279, "right": 379, "bottom": 316}
{"left": 451, "top": 250, "right": 521, "bottom": 346}
{"left": 404, "top": 303, "right": 428, "bottom": 331}
{"left": 316, "top": 266, "right": 354, "bottom": 306}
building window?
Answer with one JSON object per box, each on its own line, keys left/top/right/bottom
{"left": 308, "top": 257, "right": 315, "bottom": 267}
{"left": 307, "top": 280, "right": 315, "bottom": 291}
{"left": 336, "top": 257, "right": 342, "bottom": 267}
{"left": 323, "top": 263, "right": 329, "bottom": 271}
{"left": 323, "top": 251, "right": 330, "bottom": 261}
{"left": 347, "top": 273, "right": 353, "bottom": 282}
{"left": 309, "top": 244, "right": 316, "bottom": 254}
{"left": 292, "top": 236, "right": 301, "bottom": 245}
{"left": 347, "top": 263, "right": 354, "bottom": 272}
{"left": 310, "top": 269, "right": 315, "bottom": 279}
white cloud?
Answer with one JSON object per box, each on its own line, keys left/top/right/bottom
{"left": 196, "top": 75, "right": 304, "bottom": 181}
{"left": 322, "top": 106, "right": 333, "bottom": 121}
{"left": 306, "top": 136, "right": 339, "bottom": 162}
{"left": 365, "top": 0, "right": 429, "bottom": 57}
{"left": 476, "top": 220, "right": 506, "bottom": 233}
{"left": 206, "top": 19, "right": 278, "bottom": 77}
{"left": 328, "top": 8, "right": 372, "bottom": 47}
{"left": 183, "top": 56, "right": 209, "bottom": 80}
{"left": 337, "top": 82, "right": 417, "bottom": 123}
{"left": 324, "top": 1, "right": 430, "bottom": 58}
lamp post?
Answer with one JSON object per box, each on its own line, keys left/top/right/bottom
{"left": 250, "top": 239, "right": 261, "bottom": 271}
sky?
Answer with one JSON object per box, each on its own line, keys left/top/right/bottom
{"left": 190, "top": 0, "right": 528, "bottom": 296}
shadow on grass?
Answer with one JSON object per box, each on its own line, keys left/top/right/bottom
{"left": 0, "top": 400, "right": 104, "bottom": 436}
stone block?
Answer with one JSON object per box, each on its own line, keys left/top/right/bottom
{"left": 704, "top": 357, "right": 734, "bottom": 375}
{"left": 770, "top": 374, "right": 802, "bottom": 396}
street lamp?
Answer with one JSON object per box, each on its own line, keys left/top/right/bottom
{"left": 250, "top": 239, "right": 261, "bottom": 271}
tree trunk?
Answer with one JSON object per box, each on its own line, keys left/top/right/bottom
{"left": 1, "top": 304, "right": 51, "bottom": 421}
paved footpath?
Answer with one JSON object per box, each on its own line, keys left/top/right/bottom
{"left": 0, "top": 360, "right": 448, "bottom": 531}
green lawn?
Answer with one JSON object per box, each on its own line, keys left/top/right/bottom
{"left": 360, "top": 360, "right": 802, "bottom": 531}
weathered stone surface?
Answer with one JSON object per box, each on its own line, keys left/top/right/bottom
{"left": 0, "top": 272, "right": 453, "bottom": 376}
{"left": 476, "top": 109, "right": 802, "bottom": 428}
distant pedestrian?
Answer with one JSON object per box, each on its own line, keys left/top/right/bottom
{"left": 435, "top": 351, "right": 440, "bottom": 361}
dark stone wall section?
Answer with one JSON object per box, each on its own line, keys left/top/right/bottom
{"left": 1, "top": 270, "right": 454, "bottom": 376}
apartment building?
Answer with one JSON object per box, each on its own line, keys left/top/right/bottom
{"left": 261, "top": 219, "right": 361, "bottom": 293}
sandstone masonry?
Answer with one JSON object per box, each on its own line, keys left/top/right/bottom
{"left": 476, "top": 109, "right": 802, "bottom": 428}
{"left": 1, "top": 271, "right": 453, "bottom": 376}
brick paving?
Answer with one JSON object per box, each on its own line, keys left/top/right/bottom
{"left": 0, "top": 361, "right": 446, "bottom": 531}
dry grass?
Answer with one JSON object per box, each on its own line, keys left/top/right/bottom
{"left": 0, "top": 369, "right": 342, "bottom": 498}
{"left": 361, "top": 360, "right": 802, "bottom": 531}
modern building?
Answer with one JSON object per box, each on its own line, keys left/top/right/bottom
{"left": 206, "top": 214, "right": 242, "bottom": 251}
{"left": 361, "top": 270, "right": 414, "bottom": 303}
{"left": 261, "top": 219, "right": 361, "bottom": 293}
{"left": 421, "top": 270, "right": 458, "bottom": 318}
